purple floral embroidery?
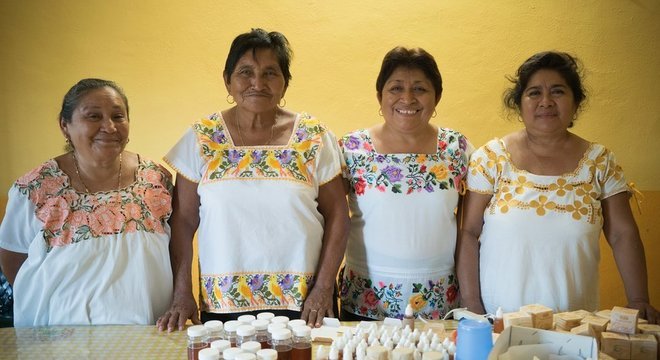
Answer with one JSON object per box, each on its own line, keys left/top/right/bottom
{"left": 251, "top": 150, "right": 263, "bottom": 164}
{"left": 344, "top": 136, "right": 361, "bottom": 150}
{"left": 382, "top": 166, "right": 403, "bottom": 182}
{"left": 219, "top": 276, "right": 232, "bottom": 292}
{"left": 211, "top": 130, "right": 226, "bottom": 143}
{"left": 250, "top": 274, "right": 264, "bottom": 291}
{"left": 296, "top": 128, "right": 308, "bottom": 142}
{"left": 280, "top": 274, "right": 294, "bottom": 290}
{"left": 228, "top": 150, "right": 242, "bottom": 164}
{"left": 278, "top": 150, "right": 293, "bottom": 165}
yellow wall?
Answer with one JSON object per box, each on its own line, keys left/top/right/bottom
{"left": 0, "top": 1, "right": 658, "bottom": 310}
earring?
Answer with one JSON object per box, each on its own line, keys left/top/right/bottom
{"left": 378, "top": 109, "right": 383, "bottom": 117}
{"left": 278, "top": 98, "right": 287, "bottom": 108}
{"left": 126, "top": 138, "right": 130, "bottom": 144}
{"left": 226, "top": 94, "right": 235, "bottom": 104}
{"left": 432, "top": 110, "right": 437, "bottom": 118}
{"left": 65, "top": 137, "right": 74, "bottom": 150}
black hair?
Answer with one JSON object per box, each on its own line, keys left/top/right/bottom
{"left": 59, "top": 78, "right": 129, "bottom": 123}
{"left": 376, "top": 47, "right": 443, "bottom": 103}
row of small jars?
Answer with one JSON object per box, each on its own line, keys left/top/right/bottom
{"left": 188, "top": 316, "right": 312, "bottom": 360}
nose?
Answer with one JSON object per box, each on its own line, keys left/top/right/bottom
{"left": 539, "top": 92, "right": 554, "bottom": 107}
{"left": 251, "top": 74, "right": 266, "bottom": 90}
{"left": 101, "top": 116, "right": 117, "bottom": 132}
{"left": 400, "top": 89, "right": 416, "bottom": 103}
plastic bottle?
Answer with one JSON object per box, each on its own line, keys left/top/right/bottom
{"left": 224, "top": 320, "right": 241, "bottom": 347}
{"left": 493, "top": 307, "right": 504, "bottom": 334}
{"left": 271, "top": 328, "right": 293, "bottom": 360}
{"left": 188, "top": 325, "right": 210, "bottom": 360}
{"left": 205, "top": 320, "right": 225, "bottom": 342}
{"left": 236, "top": 325, "right": 257, "bottom": 347}
{"left": 291, "top": 325, "right": 312, "bottom": 360}
{"left": 266, "top": 322, "right": 287, "bottom": 348}
{"left": 402, "top": 304, "right": 415, "bottom": 332}
{"left": 251, "top": 319, "right": 270, "bottom": 349}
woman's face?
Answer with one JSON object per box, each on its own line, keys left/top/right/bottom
{"left": 60, "top": 87, "right": 129, "bottom": 161}
{"left": 225, "top": 48, "right": 287, "bottom": 114}
{"left": 520, "top": 69, "right": 577, "bottom": 133}
{"left": 378, "top": 67, "right": 438, "bottom": 134}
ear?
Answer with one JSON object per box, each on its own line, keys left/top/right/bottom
{"left": 59, "top": 117, "right": 69, "bottom": 139}
{"left": 223, "top": 74, "right": 231, "bottom": 93}
{"left": 376, "top": 91, "right": 382, "bottom": 104}
{"left": 435, "top": 93, "right": 442, "bottom": 106}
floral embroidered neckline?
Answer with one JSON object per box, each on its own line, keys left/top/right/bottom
{"left": 221, "top": 112, "right": 301, "bottom": 149}
{"left": 362, "top": 129, "right": 440, "bottom": 156}
{"left": 496, "top": 138, "right": 595, "bottom": 178}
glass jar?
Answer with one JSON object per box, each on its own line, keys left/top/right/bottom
{"left": 271, "top": 328, "right": 293, "bottom": 360}
{"left": 187, "top": 325, "right": 210, "bottom": 360}
{"left": 224, "top": 320, "right": 241, "bottom": 347}
{"left": 236, "top": 325, "right": 256, "bottom": 347}
{"left": 291, "top": 325, "right": 312, "bottom": 360}
{"left": 204, "top": 320, "right": 225, "bottom": 342}
{"left": 251, "top": 319, "right": 270, "bottom": 349}
{"left": 266, "top": 322, "right": 287, "bottom": 348}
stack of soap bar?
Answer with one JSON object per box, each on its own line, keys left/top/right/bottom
{"left": 580, "top": 315, "right": 609, "bottom": 336}
{"left": 519, "top": 304, "right": 553, "bottom": 330}
{"left": 609, "top": 306, "right": 639, "bottom": 335}
{"left": 554, "top": 312, "right": 583, "bottom": 331}
{"left": 601, "top": 332, "right": 631, "bottom": 359}
{"left": 503, "top": 311, "right": 532, "bottom": 328}
{"left": 629, "top": 333, "right": 658, "bottom": 360}
{"left": 570, "top": 323, "right": 596, "bottom": 338}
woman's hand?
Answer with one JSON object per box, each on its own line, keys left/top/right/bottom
{"left": 627, "top": 301, "right": 659, "bottom": 324}
{"left": 301, "top": 284, "right": 334, "bottom": 328}
{"left": 156, "top": 292, "right": 201, "bottom": 331}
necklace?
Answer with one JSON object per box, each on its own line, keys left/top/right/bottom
{"left": 72, "top": 151, "right": 122, "bottom": 193}
{"left": 235, "top": 116, "right": 277, "bottom": 146}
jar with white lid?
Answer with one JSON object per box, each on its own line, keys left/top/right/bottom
{"left": 271, "top": 328, "right": 293, "bottom": 360}
{"left": 237, "top": 314, "right": 256, "bottom": 325}
{"left": 188, "top": 325, "right": 210, "bottom": 360}
{"left": 256, "top": 348, "right": 278, "bottom": 360}
{"left": 198, "top": 347, "right": 221, "bottom": 360}
{"left": 236, "top": 324, "right": 256, "bottom": 347}
{"left": 204, "top": 320, "right": 225, "bottom": 342}
{"left": 251, "top": 319, "right": 270, "bottom": 349}
{"left": 223, "top": 347, "right": 245, "bottom": 360}
{"left": 223, "top": 320, "right": 241, "bottom": 347}
{"left": 240, "top": 340, "right": 262, "bottom": 354}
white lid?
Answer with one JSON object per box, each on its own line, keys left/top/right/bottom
{"left": 224, "top": 320, "right": 241, "bottom": 332}
{"left": 267, "top": 322, "right": 287, "bottom": 333}
{"left": 240, "top": 340, "right": 262, "bottom": 353}
{"left": 238, "top": 314, "right": 257, "bottom": 324}
{"left": 256, "top": 348, "right": 278, "bottom": 360}
{"left": 405, "top": 304, "right": 414, "bottom": 317}
{"left": 187, "top": 325, "right": 209, "bottom": 337}
{"left": 271, "top": 328, "right": 292, "bottom": 340}
{"left": 251, "top": 319, "right": 269, "bottom": 330}
{"left": 257, "top": 312, "right": 275, "bottom": 321}
{"left": 199, "top": 347, "right": 221, "bottom": 360}
{"left": 288, "top": 319, "right": 306, "bottom": 329}
{"left": 211, "top": 339, "right": 232, "bottom": 351}
{"left": 237, "top": 325, "right": 256, "bottom": 337}
{"left": 235, "top": 353, "right": 257, "bottom": 360}
{"left": 204, "top": 320, "right": 224, "bottom": 331}
{"left": 270, "top": 316, "right": 290, "bottom": 324}
{"left": 496, "top": 306, "right": 503, "bottom": 318}
{"left": 223, "top": 347, "right": 245, "bottom": 360}
{"left": 292, "top": 325, "right": 312, "bottom": 337}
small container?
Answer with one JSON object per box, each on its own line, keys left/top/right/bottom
{"left": 257, "top": 312, "right": 275, "bottom": 322}
{"left": 236, "top": 325, "right": 257, "bottom": 347}
{"left": 402, "top": 304, "right": 415, "bottom": 332}
{"left": 224, "top": 320, "right": 241, "bottom": 347}
{"left": 211, "top": 340, "right": 232, "bottom": 359}
{"left": 199, "top": 348, "right": 221, "bottom": 360}
{"left": 241, "top": 340, "right": 262, "bottom": 354}
{"left": 256, "top": 348, "right": 278, "bottom": 360}
{"left": 270, "top": 315, "right": 290, "bottom": 325}
{"left": 205, "top": 320, "right": 225, "bottom": 342}
{"left": 288, "top": 319, "right": 306, "bottom": 330}
{"left": 291, "top": 325, "right": 312, "bottom": 360}
{"left": 188, "top": 325, "right": 210, "bottom": 360}
{"left": 238, "top": 314, "right": 257, "bottom": 325}
{"left": 235, "top": 353, "right": 256, "bottom": 360}
{"left": 493, "top": 307, "right": 504, "bottom": 334}
{"left": 266, "top": 322, "right": 287, "bottom": 348}
{"left": 251, "top": 319, "right": 270, "bottom": 349}
{"left": 271, "top": 328, "right": 293, "bottom": 360}
{"left": 223, "top": 347, "right": 245, "bottom": 360}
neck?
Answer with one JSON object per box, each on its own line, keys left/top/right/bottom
{"left": 72, "top": 151, "right": 123, "bottom": 193}
{"left": 232, "top": 107, "right": 278, "bottom": 128}
{"left": 524, "top": 129, "right": 571, "bottom": 149}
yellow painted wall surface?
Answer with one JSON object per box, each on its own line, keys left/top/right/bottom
{"left": 0, "top": 1, "right": 658, "bottom": 310}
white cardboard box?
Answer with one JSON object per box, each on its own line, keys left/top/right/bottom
{"left": 488, "top": 326, "right": 598, "bottom": 359}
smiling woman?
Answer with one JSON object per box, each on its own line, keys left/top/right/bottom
{"left": 0, "top": 78, "right": 175, "bottom": 327}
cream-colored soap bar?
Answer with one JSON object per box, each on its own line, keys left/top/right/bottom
{"left": 637, "top": 323, "right": 660, "bottom": 337}
{"left": 570, "top": 309, "right": 593, "bottom": 319}
{"left": 601, "top": 331, "right": 631, "bottom": 359}
{"left": 580, "top": 315, "right": 609, "bottom": 333}
{"left": 629, "top": 333, "right": 657, "bottom": 360}
{"left": 503, "top": 311, "right": 532, "bottom": 328}
{"left": 570, "top": 323, "right": 596, "bottom": 338}
{"left": 609, "top": 306, "right": 639, "bottom": 335}
{"left": 554, "top": 312, "right": 583, "bottom": 331}
{"left": 519, "top": 304, "right": 553, "bottom": 330}
{"left": 595, "top": 309, "right": 611, "bottom": 319}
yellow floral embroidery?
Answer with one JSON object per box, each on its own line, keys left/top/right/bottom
{"left": 496, "top": 193, "right": 519, "bottom": 213}
{"left": 565, "top": 200, "right": 590, "bottom": 220}
{"left": 548, "top": 178, "right": 573, "bottom": 196}
{"left": 529, "top": 195, "right": 558, "bottom": 216}
{"left": 512, "top": 175, "right": 534, "bottom": 194}
{"left": 430, "top": 164, "right": 449, "bottom": 180}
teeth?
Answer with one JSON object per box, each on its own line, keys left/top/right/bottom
{"left": 397, "top": 109, "right": 418, "bottom": 115}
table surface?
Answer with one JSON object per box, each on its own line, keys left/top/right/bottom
{"left": 0, "top": 320, "right": 458, "bottom": 359}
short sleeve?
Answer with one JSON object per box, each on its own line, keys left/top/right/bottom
{"left": 0, "top": 185, "right": 41, "bottom": 253}
{"left": 163, "top": 128, "right": 205, "bottom": 183}
{"left": 598, "top": 148, "right": 629, "bottom": 200}
{"left": 466, "top": 140, "right": 501, "bottom": 195}
{"left": 316, "top": 128, "right": 343, "bottom": 186}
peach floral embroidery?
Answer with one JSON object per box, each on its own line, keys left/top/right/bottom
{"left": 16, "top": 159, "right": 172, "bottom": 251}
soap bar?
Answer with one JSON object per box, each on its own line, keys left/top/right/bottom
{"left": 580, "top": 315, "right": 609, "bottom": 333}
{"left": 554, "top": 312, "right": 583, "bottom": 331}
{"left": 519, "top": 304, "right": 553, "bottom": 330}
{"left": 609, "top": 306, "right": 639, "bottom": 335}
{"left": 637, "top": 323, "right": 660, "bottom": 337}
{"left": 570, "top": 323, "right": 596, "bottom": 338}
{"left": 600, "top": 331, "right": 631, "bottom": 360}
{"left": 503, "top": 311, "right": 532, "bottom": 328}
{"left": 629, "top": 333, "right": 657, "bottom": 360}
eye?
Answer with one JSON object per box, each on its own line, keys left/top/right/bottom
{"left": 237, "top": 68, "right": 253, "bottom": 77}
{"left": 113, "top": 113, "right": 127, "bottom": 121}
{"left": 86, "top": 113, "right": 102, "bottom": 120}
{"left": 551, "top": 88, "right": 566, "bottom": 95}
{"left": 413, "top": 86, "right": 427, "bottom": 93}
{"left": 388, "top": 85, "right": 403, "bottom": 93}
{"left": 526, "top": 89, "right": 541, "bottom": 97}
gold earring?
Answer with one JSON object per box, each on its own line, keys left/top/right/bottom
{"left": 226, "top": 94, "right": 235, "bottom": 104}
{"left": 432, "top": 110, "right": 437, "bottom": 118}
{"left": 378, "top": 109, "right": 383, "bottom": 117}
{"left": 278, "top": 98, "right": 287, "bottom": 108}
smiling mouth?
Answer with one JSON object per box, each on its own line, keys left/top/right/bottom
{"left": 396, "top": 109, "right": 420, "bottom": 115}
